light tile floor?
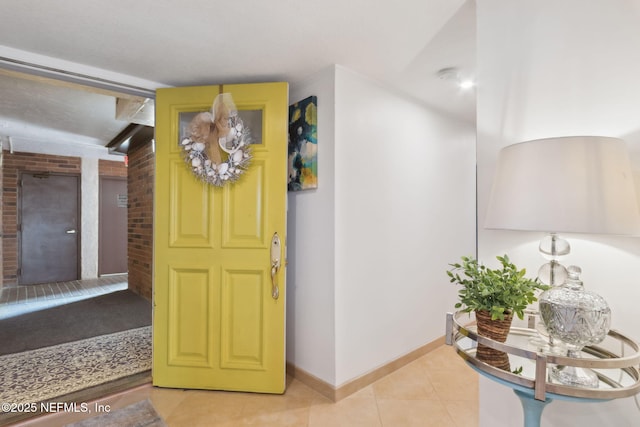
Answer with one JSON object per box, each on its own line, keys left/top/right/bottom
{"left": 14, "top": 345, "right": 479, "bottom": 427}
{"left": 0, "top": 275, "right": 128, "bottom": 320}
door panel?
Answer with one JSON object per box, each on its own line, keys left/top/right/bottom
{"left": 222, "top": 161, "right": 265, "bottom": 247}
{"left": 153, "top": 82, "right": 288, "bottom": 394}
{"left": 99, "top": 177, "right": 128, "bottom": 275}
{"left": 19, "top": 173, "right": 79, "bottom": 285}
{"left": 167, "top": 266, "right": 213, "bottom": 367}
{"left": 220, "top": 268, "right": 265, "bottom": 369}
{"left": 169, "top": 159, "right": 215, "bottom": 248}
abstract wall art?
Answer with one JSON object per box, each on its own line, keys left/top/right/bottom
{"left": 288, "top": 95, "right": 317, "bottom": 191}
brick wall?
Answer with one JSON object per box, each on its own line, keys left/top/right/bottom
{"left": 127, "top": 141, "right": 154, "bottom": 300}
{"left": 2, "top": 151, "right": 81, "bottom": 286}
{"left": 99, "top": 159, "right": 127, "bottom": 177}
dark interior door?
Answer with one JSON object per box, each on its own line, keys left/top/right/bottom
{"left": 99, "top": 177, "right": 127, "bottom": 275}
{"left": 20, "top": 173, "right": 79, "bottom": 285}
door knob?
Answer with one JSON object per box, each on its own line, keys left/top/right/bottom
{"left": 66, "top": 229, "right": 77, "bottom": 234}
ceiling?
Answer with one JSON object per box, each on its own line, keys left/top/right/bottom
{"left": 0, "top": 0, "right": 475, "bottom": 157}
{"left": 0, "top": 69, "right": 154, "bottom": 154}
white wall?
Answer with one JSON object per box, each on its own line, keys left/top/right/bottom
{"left": 287, "top": 65, "right": 476, "bottom": 388}
{"left": 332, "top": 66, "right": 475, "bottom": 386}
{"left": 477, "top": 0, "right": 640, "bottom": 425}
{"left": 287, "top": 66, "right": 338, "bottom": 384}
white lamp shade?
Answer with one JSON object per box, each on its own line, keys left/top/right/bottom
{"left": 485, "top": 136, "right": 640, "bottom": 235}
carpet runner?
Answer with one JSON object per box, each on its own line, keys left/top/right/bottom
{"left": 0, "top": 326, "right": 151, "bottom": 407}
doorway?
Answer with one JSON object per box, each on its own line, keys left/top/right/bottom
{"left": 19, "top": 172, "right": 80, "bottom": 285}
{"left": 0, "top": 68, "right": 154, "bottom": 426}
{"left": 99, "top": 177, "right": 128, "bottom": 275}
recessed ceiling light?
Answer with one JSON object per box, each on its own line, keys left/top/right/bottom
{"left": 459, "top": 79, "right": 475, "bottom": 90}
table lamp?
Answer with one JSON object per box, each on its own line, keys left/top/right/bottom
{"left": 484, "top": 135, "right": 640, "bottom": 387}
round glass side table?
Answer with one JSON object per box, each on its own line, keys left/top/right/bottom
{"left": 446, "top": 311, "right": 640, "bottom": 427}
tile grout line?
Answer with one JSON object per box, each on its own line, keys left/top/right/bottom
{"left": 373, "top": 385, "right": 385, "bottom": 427}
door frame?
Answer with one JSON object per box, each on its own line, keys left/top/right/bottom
{"left": 18, "top": 171, "right": 81, "bottom": 285}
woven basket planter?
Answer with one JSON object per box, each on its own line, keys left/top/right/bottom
{"left": 475, "top": 309, "right": 513, "bottom": 371}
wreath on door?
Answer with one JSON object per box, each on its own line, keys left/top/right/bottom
{"left": 180, "top": 93, "right": 252, "bottom": 186}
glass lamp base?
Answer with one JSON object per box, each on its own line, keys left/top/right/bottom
{"left": 550, "top": 364, "right": 599, "bottom": 388}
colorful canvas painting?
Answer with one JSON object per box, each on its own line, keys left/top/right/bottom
{"left": 288, "top": 96, "right": 318, "bottom": 191}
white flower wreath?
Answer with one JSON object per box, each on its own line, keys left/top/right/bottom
{"left": 179, "top": 93, "right": 252, "bottom": 187}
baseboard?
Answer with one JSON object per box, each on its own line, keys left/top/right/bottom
{"left": 285, "top": 362, "right": 337, "bottom": 401}
{"left": 286, "top": 336, "right": 445, "bottom": 402}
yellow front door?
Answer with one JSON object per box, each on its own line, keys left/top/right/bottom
{"left": 153, "top": 82, "right": 288, "bottom": 393}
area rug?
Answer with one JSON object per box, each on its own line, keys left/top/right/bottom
{"left": 0, "top": 326, "right": 151, "bottom": 406}
{"left": 65, "top": 399, "right": 167, "bottom": 427}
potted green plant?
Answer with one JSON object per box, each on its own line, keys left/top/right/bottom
{"left": 446, "top": 254, "right": 548, "bottom": 370}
